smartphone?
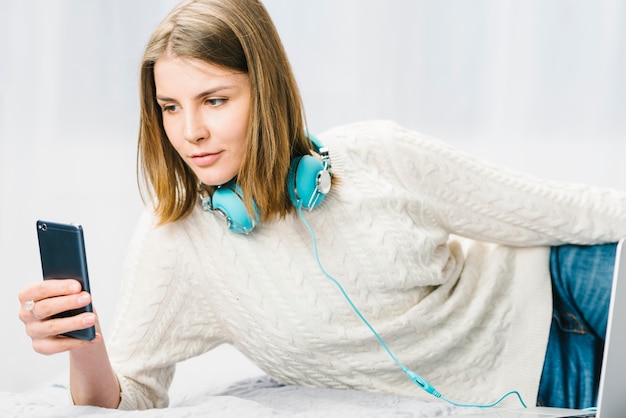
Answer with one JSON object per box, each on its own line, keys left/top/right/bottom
{"left": 36, "top": 220, "right": 96, "bottom": 341}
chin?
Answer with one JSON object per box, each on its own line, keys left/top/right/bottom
{"left": 193, "top": 164, "right": 239, "bottom": 187}
{"left": 198, "top": 175, "right": 235, "bottom": 187}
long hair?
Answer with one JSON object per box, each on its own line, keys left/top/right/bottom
{"left": 138, "top": 0, "right": 311, "bottom": 225}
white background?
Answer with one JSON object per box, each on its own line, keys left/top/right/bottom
{"left": 1, "top": 0, "right": 624, "bottom": 393}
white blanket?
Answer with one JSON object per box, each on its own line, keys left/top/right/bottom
{"left": 0, "top": 375, "right": 482, "bottom": 417}
{"left": 1, "top": 345, "right": 484, "bottom": 417}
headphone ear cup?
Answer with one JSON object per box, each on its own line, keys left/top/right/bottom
{"left": 287, "top": 155, "right": 330, "bottom": 209}
{"left": 211, "top": 182, "right": 258, "bottom": 234}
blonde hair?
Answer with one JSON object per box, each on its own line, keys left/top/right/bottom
{"left": 138, "top": 0, "right": 312, "bottom": 225}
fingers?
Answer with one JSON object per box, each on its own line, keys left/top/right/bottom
{"left": 26, "top": 310, "right": 96, "bottom": 340}
{"left": 19, "top": 279, "right": 97, "bottom": 355}
{"left": 19, "top": 278, "right": 86, "bottom": 322}
{"left": 25, "top": 311, "right": 99, "bottom": 355}
{"left": 19, "top": 290, "right": 92, "bottom": 323}
{"left": 18, "top": 279, "right": 83, "bottom": 307}
{"left": 32, "top": 332, "right": 103, "bottom": 356}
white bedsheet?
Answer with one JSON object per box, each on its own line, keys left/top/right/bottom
{"left": 1, "top": 345, "right": 486, "bottom": 417}
{"left": 0, "top": 374, "right": 482, "bottom": 418}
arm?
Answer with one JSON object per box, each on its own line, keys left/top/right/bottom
{"left": 106, "top": 209, "right": 226, "bottom": 409}
{"left": 19, "top": 210, "right": 224, "bottom": 410}
{"left": 69, "top": 321, "right": 120, "bottom": 408}
{"left": 386, "top": 123, "right": 626, "bottom": 245}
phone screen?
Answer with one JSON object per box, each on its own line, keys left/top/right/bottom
{"left": 36, "top": 220, "right": 96, "bottom": 341}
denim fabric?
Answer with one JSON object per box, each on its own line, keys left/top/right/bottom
{"left": 537, "top": 243, "right": 617, "bottom": 409}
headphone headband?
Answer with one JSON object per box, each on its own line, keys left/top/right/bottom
{"left": 308, "top": 132, "right": 332, "bottom": 176}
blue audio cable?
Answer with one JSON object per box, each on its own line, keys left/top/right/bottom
{"left": 296, "top": 206, "right": 527, "bottom": 409}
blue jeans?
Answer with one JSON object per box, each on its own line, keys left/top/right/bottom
{"left": 537, "top": 243, "right": 617, "bottom": 409}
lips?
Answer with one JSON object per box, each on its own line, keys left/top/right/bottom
{"left": 190, "top": 151, "right": 221, "bottom": 167}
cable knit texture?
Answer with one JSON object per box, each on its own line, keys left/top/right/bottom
{"left": 108, "top": 120, "right": 626, "bottom": 410}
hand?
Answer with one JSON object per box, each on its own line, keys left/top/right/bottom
{"left": 18, "top": 279, "right": 102, "bottom": 354}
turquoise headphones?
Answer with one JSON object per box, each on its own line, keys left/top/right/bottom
{"left": 201, "top": 133, "right": 332, "bottom": 234}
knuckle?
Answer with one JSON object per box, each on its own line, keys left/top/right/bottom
{"left": 45, "top": 320, "right": 63, "bottom": 337}
{"left": 17, "top": 291, "right": 27, "bottom": 303}
{"left": 36, "top": 305, "right": 50, "bottom": 320}
{"left": 31, "top": 339, "right": 51, "bottom": 355}
{"left": 18, "top": 283, "right": 38, "bottom": 301}
{"left": 18, "top": 309, "right": 30, "bottom": 322}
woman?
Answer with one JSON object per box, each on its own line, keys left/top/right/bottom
{"left": 18, "top": 0, "right": 626, "bottom": 410}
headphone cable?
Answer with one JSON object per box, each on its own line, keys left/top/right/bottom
{"left": 296, "top": 206, "right": 527, "bottom": 409}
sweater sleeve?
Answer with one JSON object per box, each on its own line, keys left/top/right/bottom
{"left": 107, "top": 209, "right": 226, "bottom": 410}
{"left": 351, "top": 121, "right": 626, "bottom": 246}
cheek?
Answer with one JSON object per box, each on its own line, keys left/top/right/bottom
{"left": 161, "top": 119, "right": 182, "bottom": 150}
{"left": 231, "top": 129, "right": 249, "bottom": 165}
{"left": 232, "top": 105, "right": 251, "bottom": 154}
{"left": 233, "top": 124, "right": 248, "bottom": 151}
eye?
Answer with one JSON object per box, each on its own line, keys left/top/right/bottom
{"left": 161, "top": 104, "right": 179, "bottom": 113}
{"left": 206, "top": 98, "right": 226, "bottom": 107}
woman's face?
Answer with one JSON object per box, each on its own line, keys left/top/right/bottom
{"left": 154, "top": 54, "right": 251, "bottom": 186}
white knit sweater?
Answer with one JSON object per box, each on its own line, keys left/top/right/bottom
{"left": 108, "top": 120, "right": 626, "bottom": 410}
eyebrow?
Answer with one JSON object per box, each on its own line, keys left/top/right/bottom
{"left": 156, "top": 85, "right": 237, "bottom": 102}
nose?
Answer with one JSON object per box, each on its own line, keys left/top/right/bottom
{"left": 183, "top": 108, "right": 209, "bottom": 143}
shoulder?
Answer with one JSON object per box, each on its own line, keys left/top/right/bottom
{"left": 125, "top": 208, "right": 195, "bottom": 268}
{"left": 318, "top": 120, "right": 448, "bottom": 152}
{"left": 317, "top": 120, "right": 457, "bottom": 173}
{"left": 131, "top": 208, "right": 179, "bottom": 245}
{"left": 319, "top": 120, "right": 405, "bottom": 143}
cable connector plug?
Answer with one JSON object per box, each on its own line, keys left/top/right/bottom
{"left": 403, "top": 367, "right": 441, "bottom": 398}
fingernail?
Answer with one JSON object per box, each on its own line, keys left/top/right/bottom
{"left": 69, "top": 282, "right": 81, "bottom": 293}
{"left": 82, "top": 314, "right": 96, "bottom": 325}
{"left": 77, "top": 294, "right": 90, "bottom": 305}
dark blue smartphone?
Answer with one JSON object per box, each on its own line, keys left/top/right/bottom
{"left": 36, "top": 220, "right": 96, "bottom": 341}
